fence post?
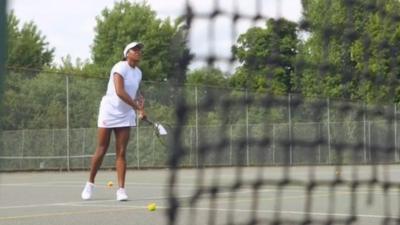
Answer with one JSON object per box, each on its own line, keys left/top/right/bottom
{"left": 152, "top": 130, "right": 155, "bottom": 167}
{"left": 327, "top": 98, "right": 331, "bottom": 164}
{"left": 363, "top": 103, "right": 367, "bottom": 163}
{"left": 189, "top": 126, "right": 193, "bottom": 166}
{"left": 52, "top": 128, "right": 55, "bottom": 167}
{"left": 66, "top": 75, "right": 70, "bottom": 171}
{"left": 288, "top": 93, "right": 293, "bottom": 165}
{"left": 82, "top": 128, "right": 85, "bottom": 169}
{"left": 195, "top": 86, "right": 199, "bottom": 168}
{"left": 246, "top": 89, "right": 249, "bottom": 166}
{"left": 136, "top": 117, "right": 140, "bottom": 169}
{"left": 230, "top": 124, "right": 233, "bottom": 166}
{"left": 395, "top": 104, "right": 398, "bottom": 162}
{"left": 272, "top": 123, "right": 276, "bottom": 165}
{"left": 318, "top": 122, "right": 321, "bottom": 164}
{"left": 20, "top": 129, "right": 25, "bottom": 169}
{"left": 368, "top": 120, "right": 371, "bottom": 162}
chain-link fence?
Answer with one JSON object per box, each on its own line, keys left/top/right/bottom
{"left": 1, "top": 70, "right": 399, "bottom": 171}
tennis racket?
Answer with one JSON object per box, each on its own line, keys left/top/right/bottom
{"left": 135, "top": 91, "right": 170, "bottom": 146}
{"left": 142, "top": 117, "right": 169, "bottom": 146}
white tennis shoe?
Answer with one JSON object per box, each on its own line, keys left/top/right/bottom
{"left": 81, "top": 182, "right": 95, "bottom": 200}
{"left": 116, "top": 188, "right": 128, "bottom": 201}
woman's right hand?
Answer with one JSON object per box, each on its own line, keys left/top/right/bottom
{"left": 136, "top": 95, "right": 145, "bottom": 110}
{"left": 138, "top": 109, "right": 147, "bottom": 120}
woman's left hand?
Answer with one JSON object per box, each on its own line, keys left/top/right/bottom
{"left": 136, "top": 94, "right": 145, "bottom": 110}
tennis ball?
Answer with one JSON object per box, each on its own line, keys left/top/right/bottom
{"left": 107, "top": 181, "right": 113, "bottom": 188}
{"left": 147, "top": 203, "right": 157, "bottom": 211}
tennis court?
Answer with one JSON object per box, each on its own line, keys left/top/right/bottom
{"left": 1, "top": 165, "right": 398, "bottom": 225}
{"left": 3, "top": 0, "right": 400, "bottom": 225}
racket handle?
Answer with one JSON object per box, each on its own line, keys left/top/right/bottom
{"left": 142, "top": 117, "right": 154, "bottom": 125}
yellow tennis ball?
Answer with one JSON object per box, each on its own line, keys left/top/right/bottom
{"left": 107, "top": 181, "right": 113, "bottom": 188}
{"left": 147, "top": 203, "right": 157, "bottom": 211}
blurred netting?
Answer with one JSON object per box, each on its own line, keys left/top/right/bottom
{"left": 167, "top": 0, "right": 400, "bottom": 225}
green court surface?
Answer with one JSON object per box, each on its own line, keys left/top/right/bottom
{"left": 0, "top": 165, "right": 398, "bottom": 225}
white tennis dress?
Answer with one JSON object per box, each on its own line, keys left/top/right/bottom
{"left": 97, "top": 61, "right": 142, "bottom": 128}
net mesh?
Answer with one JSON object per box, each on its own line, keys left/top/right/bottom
{"left": 166, "top": 0, "right": 400, "bottom": 224}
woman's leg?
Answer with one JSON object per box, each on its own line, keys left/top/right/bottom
{"left": 114, "top": 127, "right": 130, "bottom": 188}
{"left": 89, "top": 127, "right": 112, "bottom": 183}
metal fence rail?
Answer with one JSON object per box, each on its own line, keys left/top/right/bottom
{"left": 0, "top": 120, "right": 397, "bottom": 171}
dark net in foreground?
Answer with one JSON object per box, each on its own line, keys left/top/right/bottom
{"left": 167, "top": 0, "right": 400, "bottom": 225}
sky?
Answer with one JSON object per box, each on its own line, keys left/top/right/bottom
{"left": 8, "top": 0, "right": 303, "bottom": 68}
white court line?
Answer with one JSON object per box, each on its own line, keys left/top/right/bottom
{"left": 0, "top": 207, "right": 138, "bottom": 221}
{"left": 0, "top": 188, "right": 271, "bottom": 210}
{"left": 0, "top": 199, "right": 117, "bottom": 210}
{"left": 0, "top": 179, "right": 396, "bottom": 212}
{"left": 0, "top": 153, "right": 116, "bottom": 159}
{"left": 0, "top": 186, "right": 391, "bottom": 211}
{"left": 0, "top": 191, "right": 237, "bottom": 210}
{"left": 0, "top": 183, "right": 174, "bottom": 189}
{"left": 182, "top": 207, "right": 398, "bottom": 220}
{"left": 1, "top": 178, "right": 396, "bottom": 198}
{"left": 1, "top": 180, "right": 395, "bottom": 193}
{"left": 0, "top": 195, "right": 397, "bottom": 221}
{"left": 20, "top": 202, "right": 397, "bottom": 221}
{"left": 0, "top": 181, "right": 196, "bottom": 187}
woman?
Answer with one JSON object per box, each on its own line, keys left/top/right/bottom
{"left": 81, "top": 41, "right": 146, "bottom": 201}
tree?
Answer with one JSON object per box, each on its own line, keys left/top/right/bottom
{"left": 48, "top": 55, "right": 106, "bottom": 78}
{"left": 7, "top": 11, "right": 54, "bottom": 73}
{"left": 299, "top": 0, "right": 400, "bottom": 103}
{"left": 91, "top": 1, "right": 192, "bottom": 83}
{"left": 230, "top": 18, "right": 299, "bottom": 94}
{"left": 186, "top": 67, "right": 228, "bottom": 87}
{"left": 2, "top": 71, "right": 66, "bottom": 130}
{"left": 2, "top": 68, "right": 105, "bottom": 130}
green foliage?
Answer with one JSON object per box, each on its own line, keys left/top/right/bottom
{"left": 68, "top": 76, "right": 105, "bottom": 128}
{"left": 230, "top": 18, "right": 299, "bottom": 94}
{"left": 2, "top": 70, "right": 105, "bottom": 130}
{"left": 299, "top": 0, "right": 400, "bottom": 103}
{"left": 91, "top": 0, "right": 192, "bottom": 82}
{"left": 6, "top": 11, "right": 54, "bottom": 74}
{"left": 186, "top": 67, "right": 228, "bottom": 87}
{"left": 2, "top": 71, "right": 65, "bottom": 129}
{"left": 49, "top": 55, "right": 106, "bottom": 78}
